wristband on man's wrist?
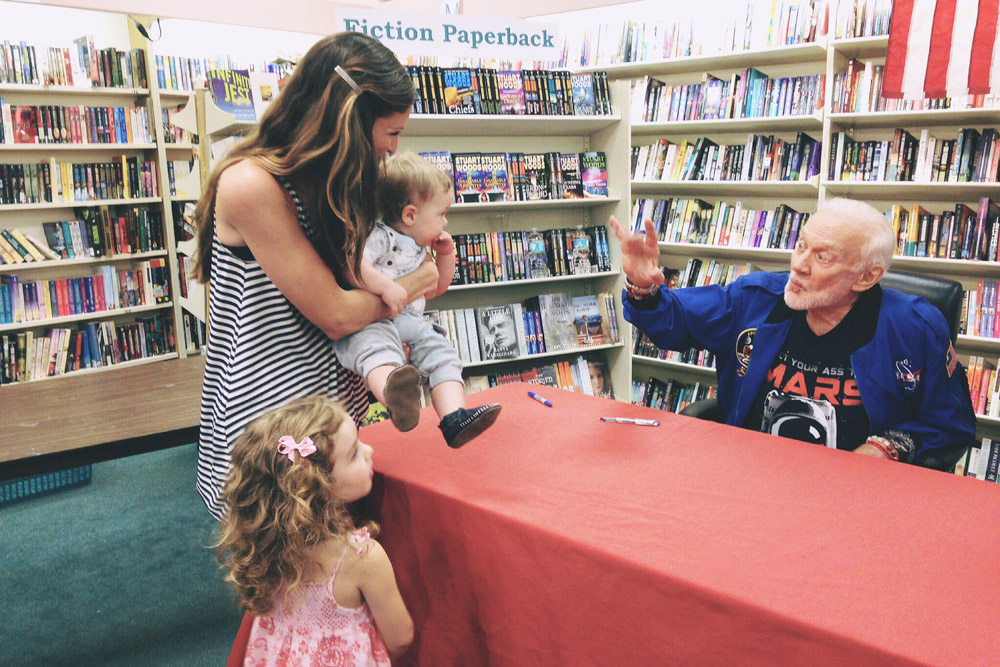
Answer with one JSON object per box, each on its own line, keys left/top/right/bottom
{"left": 625, "top": 277, "right": 660, "bottom": 300}
{"left": 865, "top": 435, "right": 900, "bottom": 461}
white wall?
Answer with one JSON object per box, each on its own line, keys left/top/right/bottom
{"left": 0, "top": 0, "right": 321, "bottom": 65}
{"left": 0, "top": 1, "right": 130, "bottom": 48}
{"left": 533, "top": 0, "right": 792, "bottom": 64}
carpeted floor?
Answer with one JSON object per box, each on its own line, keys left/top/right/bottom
{"left": 0, "top": 444, "right": 243, "bottom": 666}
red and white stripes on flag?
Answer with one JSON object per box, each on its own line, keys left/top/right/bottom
{"left": 883, "top": 0, "right": 1000, "bottom": 99}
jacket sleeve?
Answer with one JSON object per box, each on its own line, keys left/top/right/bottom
{"left": 881, "top": 303, "right": 976, "bottom": 471}
{"left": 622, "top": 281, "right": 745, "bottom": 355}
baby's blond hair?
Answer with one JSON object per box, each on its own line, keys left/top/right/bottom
{"left": 377, "top": 152, "right": 453, "bottom": 224}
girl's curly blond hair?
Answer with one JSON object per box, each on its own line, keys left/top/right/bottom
{"left": 214, "top": 395, "right": 376, "bottom": 614}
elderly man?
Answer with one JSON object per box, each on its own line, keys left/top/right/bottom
{"left": 611, "top": 198, "right": 975, "bottom": 470}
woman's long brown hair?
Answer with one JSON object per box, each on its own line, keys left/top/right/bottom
{"left": 191, "top": 32, "right": 414, "bottom": 284}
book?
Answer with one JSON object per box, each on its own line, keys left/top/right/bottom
{"left": 497, "top": 70, "right": 526, "bottom": 114}
{"left": 479, "top": 153, "right": 512, "bottom": 202}
{"left": 442, "top": 68, "right": 477, "bottom": 115}
{"left": 207, "top": 69, "right": 256, "bottom": 122}
{"left": 557, "top": 153, "right": 583, "bottom": 198}
{"left": 477, "top": 304, "right": 519, "bottom": 360}
{"left": 570, "top": 73, "right": 597, "bottom": 115}
{"left": 586, "top": 359, "right": 613, "bottom": 398}
{"left": 11, "top": 106, "right": 38, "bottom": 144}
{"left": 522, "top": 153, "right": 551, "bottom": 200}
{"left": 452, "top": 152, "right": 484, "bottom": 203}
{"left": 580, "top": 151, "right": 609, "bottom": 197}
{"left": 420, "top": 151, "right": 454, "bottom": 178}
{"left": 571, "top": 294, "right": 605, "bottom": 347}
{"left": 248, "top": 71, "right": 280, "bottom": 120}
{"left": 538, "top": 292, "right": 577, "bottom": 352}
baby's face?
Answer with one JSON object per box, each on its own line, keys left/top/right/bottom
{"left": 406, "top": 186, "right": 452, "bottom": 246}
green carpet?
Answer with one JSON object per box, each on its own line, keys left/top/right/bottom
{"left": 0, "top": 444, "right": 243, "bottom": 666}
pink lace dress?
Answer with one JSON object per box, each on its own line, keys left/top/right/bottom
{"left": 244, "top": 530, "right": 391, "bottom": 667}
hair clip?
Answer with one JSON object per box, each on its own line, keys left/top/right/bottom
{"left": 277, "top": 435, "right": 316, "bottom": 461}
{"left": 335, "top": 65, "right": 362, "bottom": 94}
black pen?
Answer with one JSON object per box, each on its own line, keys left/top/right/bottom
{"left": 600, "top": 417, "right": 660, "bottom": 426}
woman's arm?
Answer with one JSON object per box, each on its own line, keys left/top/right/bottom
{"left": 356, "top": 540, "right": 414, "bottom": 659}
{"left": 215, "top": 161, "right": 435, "bottom": 339}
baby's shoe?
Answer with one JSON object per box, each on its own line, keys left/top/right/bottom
{"left": 383, "top": 365, "right": 421, "bottom": 432}
{"left": 438, "top": 404, "right": 501, "bottom": 449}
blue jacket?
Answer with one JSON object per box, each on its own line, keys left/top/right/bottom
{"left": 624, "top": 271, "right": 976, "bottom": 470}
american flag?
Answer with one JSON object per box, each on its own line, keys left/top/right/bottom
{"left": 882, "top": 0, "right": 1000, "bottom": 99}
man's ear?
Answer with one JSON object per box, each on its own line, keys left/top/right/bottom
{"left": 854, "top": 263, "right": 885, "bottom": 292}
{"left": 400, "top": 203, "right": 418, "bottom": 228}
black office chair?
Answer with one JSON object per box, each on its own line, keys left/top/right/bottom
{"left": 677, "top": 270, "right": 970, "bottom": 470}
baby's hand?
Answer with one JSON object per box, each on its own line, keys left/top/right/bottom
{"left": 430, "top": 231, "right": 455, "bottom": 256}
{"left": 382, "top": 282, "right": 409, "bottom": 316}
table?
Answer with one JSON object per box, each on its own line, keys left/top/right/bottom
{"left": 361, "top": 382, "right": 1000, "bottom": 666}
{"left": 0, "top": 355, "right": 205, "bottom": 480}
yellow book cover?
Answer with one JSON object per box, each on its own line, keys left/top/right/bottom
{"left": 10, "top": 228, "right": 44, "bottom": 261}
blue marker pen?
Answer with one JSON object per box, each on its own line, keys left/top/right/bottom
{"left": 527, "top": 391, "right": 553, "bottom": 407}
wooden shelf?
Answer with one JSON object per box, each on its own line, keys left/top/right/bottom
{"left": 632, "top": 112, "right": 823, "bottom": 136}
{"left": 657, "top": 242, "right": 792, "bottom": 264}
{"left": 957, "top": 335, "right": 1000, "bottom": 354}
{"left": 829, "top": 108, "right": 1000, "bottom": 130}
{"left": 0, "top": 250, "right": 169, "bottom": 274}
{"left": 633, "top": 178, "right": 819, "bottom": 197}
{"left": 0, "top": 196, "right": 162, "bottom": 212}
{"left": 0, "top": 143, "right": 157, "bottom": 152}
{"left": 3, "top": 352, "right": 180, "bottom": 386}
{"left": 406, "top": 112, "right": 621, "bottom": 137}
{"left": 586, "top": 41, "right": 827, "bottom": 80}
{"left": 821, "top": 180, "right": 1000, "bottom": 200}
{"left": 159, "top": 90, "right": 195, "bottom": 103}
{"left": 451, "top": 195, "right": 621, "bottom": 213}
{"left": 0, "top": 302, "right": 174, "bottom": 333}
{"left": 632, "top": 355, "right": 717, "bottom": 379}
{"left": 446, "top": 271, "right": 620, "bottom": 292}
{"left": 830, "top": 35, "right": 889, "bottom": 59}
{"left": 0, "top": 83, "right": 149, "bottom": 97}
{"left": 464, "top": 342, "right": 624, "bottom": 370}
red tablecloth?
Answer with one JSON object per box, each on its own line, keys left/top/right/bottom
{"left": 362, "top": 382, "right": 1000, "bottom": 666}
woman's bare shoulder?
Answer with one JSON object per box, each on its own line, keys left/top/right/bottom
{"left": 217, "top": 159, "right": 284, "bottom": 207}
{"left": 215, "top": 160, "right": 295, "bottom": 241}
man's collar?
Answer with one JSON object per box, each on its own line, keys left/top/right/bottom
{"left": 765, "top": 284, "right": 883, "bottom": 348}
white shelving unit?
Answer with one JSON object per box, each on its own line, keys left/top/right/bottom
{"left": 609, "top": 32, "right": 1000, "bottom": 439}
{"left": 0, "top": 17, "right": 204, "bottom": 386}
{"left": 400, "top": 80, "right": 634, "bottom": 399}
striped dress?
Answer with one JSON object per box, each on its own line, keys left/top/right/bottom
{"left": 197, "top": 176, "right": 369, "bottom": 520}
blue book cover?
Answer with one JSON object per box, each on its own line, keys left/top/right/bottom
{"left": 207, "top": 69, "right": 256, "bottom": 122}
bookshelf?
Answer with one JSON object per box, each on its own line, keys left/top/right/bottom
{"left": 604, "top": 29, "right": 1000, "bottom": 442}
{"left": 168, "top": 86, "right": 247, "bottom": 354}
{"left": 0, "top": 16, "right": 201, "bottom": 385}
{"left": 400, "top": 80, "right": 633, "bottom": 400}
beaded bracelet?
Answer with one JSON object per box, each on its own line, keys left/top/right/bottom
{"left": 625, "top": 277, "right": 660, "bottom": 301}
{"left": 865, "top": 435, "right": 900, "bottom": 461}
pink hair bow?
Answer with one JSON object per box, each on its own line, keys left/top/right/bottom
{"left": 277, "top": 435, "right": 316, "bottom": 461}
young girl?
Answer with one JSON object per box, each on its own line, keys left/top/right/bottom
{"left": 216, "top": 395, "right": 413, "bottom": 665}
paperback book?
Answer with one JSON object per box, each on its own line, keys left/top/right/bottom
{"left": 207, "top": 69, "right": 256, "bottom": 122}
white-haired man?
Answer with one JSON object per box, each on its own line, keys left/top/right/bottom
{"left": 611, "top": 198, "right": 975, "bottom": 470}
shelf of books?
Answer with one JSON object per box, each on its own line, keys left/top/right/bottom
{"left": 399, "top": 73, "right": 632, "bottom": 401}
{"left": 605, "top": 5, "right": 1000, "bottom": 451}
{"left": 0, "top": 20, "right": 201, "bottom": 385}
{"left": 580, "top": 41, "right": 828, "bottom": 80}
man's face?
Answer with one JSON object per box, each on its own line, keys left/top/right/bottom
{"left": 784, "top": 212, "right": 867, "bottom": 312}
{"left": 488, "top": 313, "right": 516, "bottom": 349}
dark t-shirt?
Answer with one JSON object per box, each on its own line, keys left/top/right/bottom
{"left": 743, "top": 307, "right": 871, "bottom": 450}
